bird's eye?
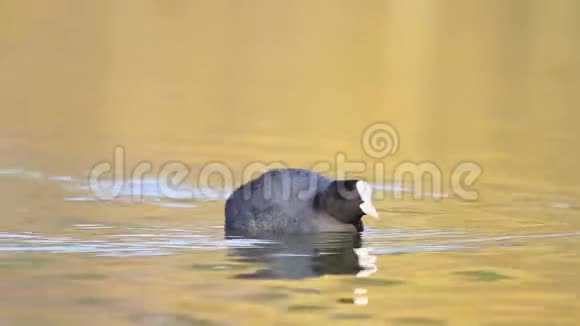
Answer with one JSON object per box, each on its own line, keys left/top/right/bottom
{"left": 344, "top": 181, "right": 356, "bottom": 191}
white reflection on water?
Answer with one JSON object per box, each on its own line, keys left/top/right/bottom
{"left": 0, "top": 167, "right": 229, "bottom": 207}
{"left": 0, "top": 226, "right": 272, "bottom": 257}
{"left": 0, "top": 225, "right": 578, "bottom": 258}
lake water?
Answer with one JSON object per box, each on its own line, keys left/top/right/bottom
{"left": 1, "top": 1, "right": 579, "bottom": 325}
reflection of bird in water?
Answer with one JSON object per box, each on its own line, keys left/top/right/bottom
{"left": 354, "top": 247, "right": 378, "bottom": 278}
{"left": 226, "top": 232, "right": 378, "bottom": 280}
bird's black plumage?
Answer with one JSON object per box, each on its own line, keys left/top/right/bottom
{"left": 225, "top": 169, "right": 376, "bottom": 235}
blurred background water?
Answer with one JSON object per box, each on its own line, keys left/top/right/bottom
{"left": 1, "top": 0, "right": 579, "bottom": 325}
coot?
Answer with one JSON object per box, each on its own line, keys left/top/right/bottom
{"left": 225, "top": 169, "right": 378, "bottom": 235}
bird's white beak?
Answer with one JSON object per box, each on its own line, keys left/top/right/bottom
{"left": 356, "top": 181, "right": 379, "bottom": 220}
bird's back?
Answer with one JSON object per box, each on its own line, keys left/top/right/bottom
{"left": 225, "top": 169, "right": 332, "bottom": 234}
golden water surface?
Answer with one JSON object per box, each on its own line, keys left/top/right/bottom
{"left": 1, "top": 1, "right": 579, "bottom": 325}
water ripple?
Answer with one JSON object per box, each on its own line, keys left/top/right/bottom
{"left": 0, "top": 226, "right": 578, "bottom": 258}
